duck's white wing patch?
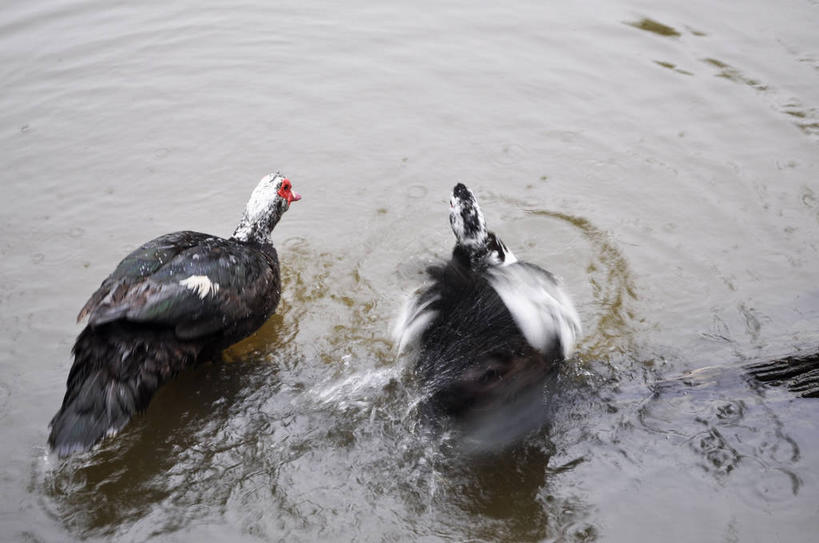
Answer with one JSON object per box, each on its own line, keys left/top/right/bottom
{"left": 498, "top": 239, "right": 518, "bottom": 265}
{"left": 487, "top": 238, "right": 518, "bottom": 267}
{"left": 179, "top": 275, "right": 220, "bottom": 299}
{"left": 392, "top": 292, "right": 439, "bottom": 354}
{"left": 487, "top": 263, "right": 581, "bottom": 358}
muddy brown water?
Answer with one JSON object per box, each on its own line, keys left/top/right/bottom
{"left": 1, "top": 0, "right": 818, "bottom": 541}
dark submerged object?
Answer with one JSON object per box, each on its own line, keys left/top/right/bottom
{"left": 745, "top": 352, "right": 819, "bottom": 398}
{"left": 395, "top": 184, "right": 580, "bottom": 440}
{"left": 48, "top": 173, "right": 301, "bottom": 456}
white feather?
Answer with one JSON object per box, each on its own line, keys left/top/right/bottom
{"left": 232, "top": 172, "right": 286, "bottom": 243}
{"left": 487, "top": 238, "right": 518, "bottom": 267}
{"left": 393, "top": 293, "right": 440, "bottom": 353}
{"left": 449, "top": 193, "right": 487, "bottom": 249}
{"left": 498, "top": 240, "right": 518, "bottom": 265}
{"left": 179, "top": 275, "right": 220, "bottom": 299}
{"left": 487, "top": 264, "right": 581, "bottom": 358}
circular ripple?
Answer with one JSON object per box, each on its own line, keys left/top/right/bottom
{"left": 713, "top": 400, "right": 745, "bottom": 425}
{"left": 478, "top": 142, "right": 528, "bottom": 167}
{"left": 406, "top": 185, "right": 428, "bottom": 199}
{"left": 281, "top": 236, "right": 308, "bottom": 250}
{"left": 753, "top": 468, "right": 801, "bottom": 504}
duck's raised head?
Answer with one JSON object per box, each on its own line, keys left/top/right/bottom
{"left": 449, "top": 183, "right": 518, "bottom": 268}
{"left": 449, "top": 183, "right": 488, "bottom": 252}
{"left": 233, "top": 172, "right": 301, "bottom": 243}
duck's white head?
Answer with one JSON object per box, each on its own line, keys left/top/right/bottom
{"left": 232, "top": 172, "right": 301, "bottom": 243}
{"left": 449, "top": 183, "right": 518, "bottom": 268}
{"left": 449, "top": 183, "right": 488, "bottom": 250}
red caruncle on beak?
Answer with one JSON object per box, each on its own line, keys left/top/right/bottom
{"left": 278, "top": 178, "right": 302, "bottom": 204}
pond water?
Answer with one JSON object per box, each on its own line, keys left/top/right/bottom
{"left": 1, "top": 0, "right": 818, "bottom": 541}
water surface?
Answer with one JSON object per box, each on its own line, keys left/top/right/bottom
{"left": 1, "top": 0, "right": 818, "bottom": 541}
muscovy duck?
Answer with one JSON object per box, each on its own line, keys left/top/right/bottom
{"left": 48, "top": 172, "right": 301, "bottom": 456}
{"left": 394, "top": 183, "right": 581, "bottom": 420}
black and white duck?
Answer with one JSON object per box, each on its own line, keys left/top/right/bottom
{"left": 48, "top": 172, "right": 301, "bottom": 456}
{"left": 394, "top": 183, "right": 581, "bottom": 426}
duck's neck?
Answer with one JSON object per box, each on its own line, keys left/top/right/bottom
{"left": 453, "top": 242, "right": 489, "bottom": 270}
{"left": 231, "top": 212, "right": 281, "bottom": 245}
{"left": 454, "top": 231, "right": 515, "bottom": 270}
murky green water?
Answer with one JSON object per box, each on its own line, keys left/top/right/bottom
{"left": 1, "top": 0, "right": 818, "bottom": 540}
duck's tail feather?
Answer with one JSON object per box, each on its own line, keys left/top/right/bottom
{"left": 48, "top": 323, "right": 201, "bottom": 457}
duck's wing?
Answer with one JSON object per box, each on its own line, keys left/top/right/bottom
{"left": 393, "top": 282, "right": 441, "bottom": 354}
{"left": 486, "top": 262, "right": 581, "bottom": 358}
{"left": 79, "top": 233, "right": 279, "bottom": 339}
{"left": 77, "top": 231, "right": 211, "bottom": 323}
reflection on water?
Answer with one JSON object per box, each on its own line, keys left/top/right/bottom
{"left": 625, "top": 17, "right": 681, "bottom": 38}
{"left": 643, "top": 368, "right": 803, "bottom": 500}
{"left": 653, "top": 60, "right": 694, "bottom": 76}
{"left": 703, "top": 57, "right": 768, "bottom": 91}
{"left": 529, "top": 210, "right": 638, "bottom": 361}
{"left": 625, "top": 14, "right": 819, "bottom": 139}
{"left": 40, "top": 361, "right": 281, "bottom": 538}
{"left": 431, "top": 445, "right": 556, "bottom": 541}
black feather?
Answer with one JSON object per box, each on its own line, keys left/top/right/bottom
{"left": 48, "top": 323, "right": 201, "bottom": 456}
{"left": 50, "top": 232, "right": 282, "bottom": 456}
{"left": 402, "top": 183, "right": 578, "bottom": 430}
{"left": 745, "top": 353, "right": 819, "bottom": 398}
{"left": 412, "top": 257, "right": 562, "bottom": 417}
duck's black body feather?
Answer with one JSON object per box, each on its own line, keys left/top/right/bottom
{"left": 49, "top": 322, "right": 203, "bottom": 456}
{"left": 413, "top": 258, "right": 522, "bottom": 378}
{"left": 49, "top": 230, "right": 282, "bottom": 456}
{"left": 48, "top": 170, "right": 300, "bottom": 457}
{"left": 411, "top": 256, "right": 563, "bottom": 416}
{"left": 78, "top": 231, "right": 280, "bottom": 340}
{"left": 396, "top": 184, "right": 581, "bottom": 427}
